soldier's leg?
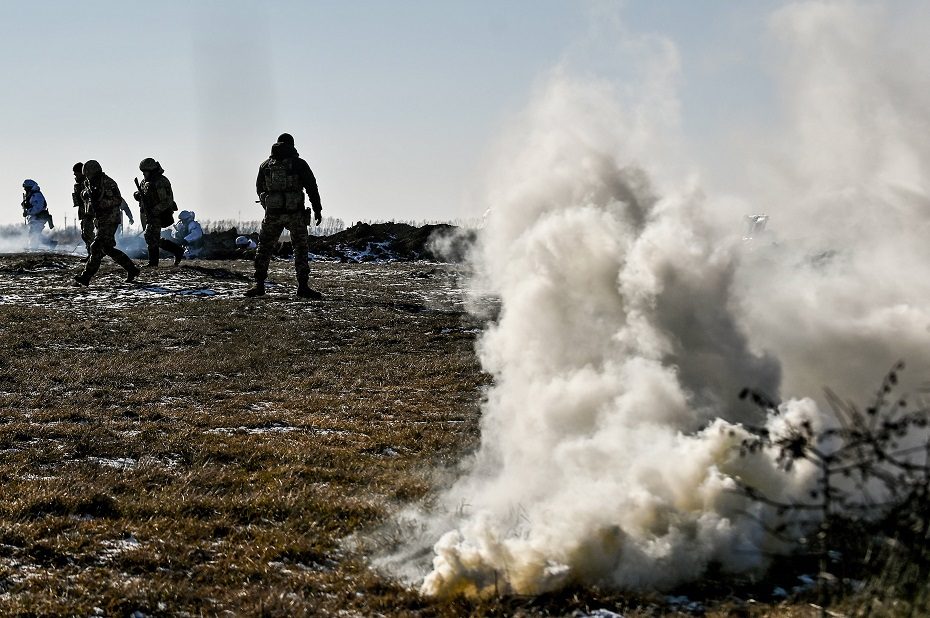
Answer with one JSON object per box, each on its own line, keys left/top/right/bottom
{"left": 143, "top": 223, "right": 161, "bottom": 266}
{"left": 288, "top": 214, "right": 321, "bottom": 299}
{"left": 78, "top": 220, "right": 108, "bottom": 282}
{"left": 288, "top": 214, "right": 310, "bottom": 280}
{"left": 159, "top": 237, "right": 184, "bottom": 264}
{"left": 247, "top": 215, "right": 284, "bottom": 296}
{"left": 98, "top": 219, "right": 139, "bottom": 280}
{"left": 27, "top": 221, "right": 42, "bottom": 249}
{"left": 80, "top": 217, "right": 95, "bottom": 256}
{"left": 253, "top": 215, "right": 285, "bottom": 283}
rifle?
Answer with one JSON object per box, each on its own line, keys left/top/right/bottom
{"left": 134, "top": 177, "right": 148, "bottom": 229}
{"left": 85, "top": 183, "right": 100, "bottom": 219}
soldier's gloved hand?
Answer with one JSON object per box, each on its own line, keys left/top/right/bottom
{"left": 132, "top": 191, "right": 141, "bottom": 201}
{"left": 314, "top": 210, "right": 322, "bottom": 226}
{"left": 128, "top": 218, "right": 135, "bottom": 226}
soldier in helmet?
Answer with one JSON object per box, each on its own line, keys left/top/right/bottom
{"left": 74, "top": 160, "right": 140, "bottom": 286}
{"left": 72, "top": 163, "right": 94, "bottom": 256}
{"left": 246, "top": 133, "right": 323, "bottom": 298}
{"left": 133, "top": 157, "right": 183, "bottom": 267}
{"left": 235, "top": 235, "right": 257, "bottom": 250}
{"left": 21, "top": 179, "right": 53, "bottom": 247}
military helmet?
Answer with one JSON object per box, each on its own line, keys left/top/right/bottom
{"left": 235, "top": 235, "right": 251, "bottom": 247}
{"left": 72, "top": 162, "right": 84, "bottom": 175}
{"left": 83, "top": 160, "right": 102, "bottom": 178}
{"left": 277, "top": 133, "right": 294, "bottom": 146}
{"left": 22, "top": 179, "right": 38, "bottom": 191}
{"left": 139, "top": 158, "right": 160, "bottom": 172}
{"left": 178, "top": 210, "right": 194, "bottom": 222}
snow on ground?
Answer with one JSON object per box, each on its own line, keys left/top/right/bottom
{"left": 0, "top": 254, "right": 467, "bottom": 317}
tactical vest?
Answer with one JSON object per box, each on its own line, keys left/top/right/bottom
{"left": 83, "top": 175, "right": 121, "bottom": 220}
{"left": 263, "top": 158, "right": 304, "bottom": 212}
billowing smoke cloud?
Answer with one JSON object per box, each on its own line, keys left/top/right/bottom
{"left": 381, "top": 0, "right": 930, "bottom": 596}
{"left": 732, "top": 1, "right": 930, "bottom": 403}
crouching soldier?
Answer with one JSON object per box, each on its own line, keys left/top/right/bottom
{"left": 235, "top": 235, "right": 257, "bottom": 251}
{"left": 74, "top": 160, "right": 140, "bottom": 286}
{"left": 235, "top": 235, "right": 257, "bottom": 260}
{"left": 72, "top": 163, "right": 94, "bottom": 256}
{"left": 134, "top": 158, "right": 183, "bottom": 267}
{"left": 246, "top": 133, "right": 323, "bottom": 298}
{"left": 173, "top": 210, "right": 204, "bottom": 258}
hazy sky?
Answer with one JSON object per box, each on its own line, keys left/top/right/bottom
{"left": 0, "top": 1, "right": 782, "bottom": 228}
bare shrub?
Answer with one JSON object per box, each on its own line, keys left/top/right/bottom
{"left": 738, "top": 363, "right": 930, "bottom": 610}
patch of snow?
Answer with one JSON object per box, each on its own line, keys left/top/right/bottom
{"left": 141, "top": 285, "right": 217, "bottom": 296}
{"left": 100, "top": 535, "right": 141, "bottom": 561}
{"left": 207, "top": 424, "right": 301, "bottom": 436}
{"left": 88, "top": 457, "right": 137, "bottom": 470}
{"left": 573, "top": 610, "right": 624, "bottom": 618}
{"left": 665, "top": 596, "right": 705, "bottom": 614}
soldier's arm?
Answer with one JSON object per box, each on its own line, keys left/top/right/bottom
{"left": 297, "top": 159, "right": 322, "bottom": 213}
{"left": 256, "top": 161, "right": 268, "bottom": 197}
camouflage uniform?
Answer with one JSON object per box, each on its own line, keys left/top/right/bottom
{"left": 77, "top": 170, "right": 139, "bottom": 283}
{"left": 138, "top": 171, "right": 183, "bottom": 265}
{"left": 251, "top": 141, "right": 322, "bottom": 291}
{"left": 72, "top": 175, "right": 94, "bottom": 254}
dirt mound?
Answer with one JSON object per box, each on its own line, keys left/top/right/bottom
{"left": 0, "top": 254, "right": 74, "bottom": 274}
{"left": 201, "top": 228, "right": 243, "bottom": 260}
{"left": 308, "top": 222, "right": 455, "bottom": 262}
{"left": 200, "top": 223, "right": 471, "bottom": 263}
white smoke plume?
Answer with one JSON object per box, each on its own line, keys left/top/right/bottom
{"left": 731, "top": 1, "right": 930, "bottom": 403}
{"left": 382, "top": 0, "right": 930, "bottom": 597}
{"left": 0, "top": 225, "right": 68, "bottom": 255}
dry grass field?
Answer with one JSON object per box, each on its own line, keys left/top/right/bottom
{"left": 0, "top": 254, "right": 496, "bottom": 616}
{"left": 0, "top": 253, "right": 878, "bottom": 617}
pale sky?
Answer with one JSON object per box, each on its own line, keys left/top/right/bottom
{"left": 0, "top": 1, "right": 783, "bottom": 228}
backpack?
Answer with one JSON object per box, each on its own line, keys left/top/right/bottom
{"left": 263, "top": 159, "right": 303, "bottom": 211}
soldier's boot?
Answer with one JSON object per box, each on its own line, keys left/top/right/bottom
{"left": 296, "top": 278, "right": 322, "bottom": 300}
{"left": 172, "top": 245, "right": 184, "bottom": 266}
{"left": 125, "top": 263, "right": 141, "bottom": 283}
{"left": 245, "top": 281, "right": 266, "bottom": 297}
{"left": 144, "top": 246, "right": 159, "bottom": 268}
{"left": 73, "top": 274, "right": 90, "bottom": 287}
